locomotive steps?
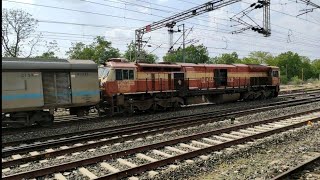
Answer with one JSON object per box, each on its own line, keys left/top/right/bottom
{"left": 2, "top": 111, "right": 320, "bottom": 179}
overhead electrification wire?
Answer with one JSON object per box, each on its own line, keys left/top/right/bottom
{"left": 4, "top": 0, "right": 318, "bottom": 58}
{"left": 5, "top": 0, "right": 318, "bottom": 43}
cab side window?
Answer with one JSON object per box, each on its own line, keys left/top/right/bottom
{"left": 116, "top": 69, "right": 122, "bottom": 80}
{"left": 123, "top": 70, "right": 129, "bottom": 79}
{"left": 272, "top": 71, "right": 279, "bottom": 77}
{"left": 115, "top": 69, "right": 134, "bottom": 80}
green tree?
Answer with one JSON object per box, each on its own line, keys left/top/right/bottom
{"left": 66, "top": 36, "right": 120, "bottom": 63}
{"left": 163, "top": 44, "right": 209, "bottom": 63}
{"left": 34, "top": 40, "right": 59, "bottom": 59}
{"left": 124, "top": 41, "right": 158, "bottom": 63}
{"left": 247, "top": 51, "right": 274, "bottom": 64}
{"left": 241, "top": 57, "right": 260, "bottom": 64}
{"left": 275, "top": 51, "right": 302, "bottom": 80}
{"left": 35, "top": 52, "right": 58, "bottom": 59}
{"left": 211, "top": 52, "right": 240, "bottom": 64}
{"left": 312, "top": 59, "right": 320, "bottom": 80}
{"left": 300, "top": 56, "right": 316, "bottom": 80}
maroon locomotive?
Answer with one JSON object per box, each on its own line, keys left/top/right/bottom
{"left": 98, "top": 58, "right": 280, "bottom": 115}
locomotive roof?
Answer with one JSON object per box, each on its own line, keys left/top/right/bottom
{"left": 138, "top": 63, "right": 181, "bottom": 68}
{"left": 106, "top": 61, "right": 137, "bottom": 68}
{"left": 2, "top": 57, "right": 97, "bottom": 70}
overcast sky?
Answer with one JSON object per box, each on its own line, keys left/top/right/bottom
{"left": 3, "top": 0, "right": 320, "bottom": 61}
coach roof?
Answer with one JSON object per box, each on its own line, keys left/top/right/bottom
{"left": 2, "top": 57, "right": 97, "bottom": 70}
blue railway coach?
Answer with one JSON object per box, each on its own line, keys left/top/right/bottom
{"left": 2, "top": 58, "right": 100, "bottom": 127}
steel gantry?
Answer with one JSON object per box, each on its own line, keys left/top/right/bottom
{"left": 134, "top": 0, "right": 271, "bottom": 61}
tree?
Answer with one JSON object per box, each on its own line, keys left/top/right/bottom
{"left": 35, "top": 52, "right": 58, "bottom": 59}
{"left": 163, "top": 44, "right": 209, "bottom": 63}
{"left": 211, "top": 52, "right": 240, "bottom": 64}
{"left": 66, "top": 36, "right": 120, "bottom": 63}
{"left": 275, "top": 51, "right": 302, "bottom": 80}
{"left": 312, "top": 59, "right": 320, "bottom": 80}
{"left": 2, "top": 9, "right": 42, "bottom": 57}
{"left": 300, "top": 56, "right": 316, "bottom": 80}
{"left": 124, "top": 41, "right": 158, "bottom": 63}
{"left": 247, "top": 51, "right": 274, "bottom": 64}
{"left": 34, "top": 40, "right": 59, "bottom": 59}
{"left": 241, "top": 57, "right": 260, "bottom": 64}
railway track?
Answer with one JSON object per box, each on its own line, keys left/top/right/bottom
{"left": 2, "top": 111, "right": 319, "bottom": 179}
{"left": 2, "top": 97, "right": 319, "bottom": 167}
{"left": 3, "top": 96, "right": 319, "bottom": 148}
{"left": 2, "top": 107, "right": 319, "bottom": 169}
{"left": 271, "top": 154, "right": 320, "bottom": 180}
{"left": 3, "top": 88, "right": 319, "bottom": 135}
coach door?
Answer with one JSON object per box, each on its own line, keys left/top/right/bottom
{"left": 174, "top": 73, "right": 184, "bottom": 90}
{"left": 42, "top": 72, "right": 71, "bottom": 105}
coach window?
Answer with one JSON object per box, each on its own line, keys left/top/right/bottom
{"left": 272, "top": 70, "right": 279, "bottom": 77}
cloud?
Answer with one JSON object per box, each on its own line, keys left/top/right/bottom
{"left": 157, "top": 0, "right": 169, "bottom": 4}
{"left": 105, "top": 28, "right": 134, "bottom": 41}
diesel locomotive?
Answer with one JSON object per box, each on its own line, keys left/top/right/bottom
{"left": 2, "top": 57, "right": 280, "bottom": 126}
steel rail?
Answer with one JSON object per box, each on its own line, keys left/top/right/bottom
{"left": 3, "top": 108, "right": 319, "bottom": 168}
{"left": 3, "top": 114, "right": 319, "bottom": 180}
{"left": 3, "top": 88, "right": 318, "bottom": 135}
{"left": 3, "top": 97, "right": 319, "bottom": 157}
{"left": 98, "top": 117, "right": 320, "bottom": 180}
{"left": 271, "top": 155, "right": 320, "bottom": 180}
{"left": 3, "top": 88, "right": 318, "bottom": 136}
{"left": 3, "top": 95, "right": 318, "bottom": 148}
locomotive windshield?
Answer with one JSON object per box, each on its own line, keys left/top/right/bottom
{"left": 98, "top": 67, "right": 110, "bottom": 78}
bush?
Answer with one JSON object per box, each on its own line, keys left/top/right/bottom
{"left": 280, "top": 75, "right": 288, "bottom": 85}
{"left": 306, "top": 78, "right": 319, "bottom": 84}
{"left": 290, "top": 76, "right": 303, "bottom": 85}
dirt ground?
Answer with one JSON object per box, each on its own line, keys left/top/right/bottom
{"left": 280, "top": 82, "right": 320, "bottom": 92}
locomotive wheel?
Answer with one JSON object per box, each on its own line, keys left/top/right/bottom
{"left": 173, "top": 101, "right": 183, "bottom": 111}
{"left": 260, "top": 90, "right": 266, "bottom": 100}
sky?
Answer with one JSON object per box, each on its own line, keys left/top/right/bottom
{"left": 2, "top": 0, "right": 320, "bottom": 61}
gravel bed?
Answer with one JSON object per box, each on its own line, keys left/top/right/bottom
{"left": 3, "top": 102, "right": 319, "bottom": 178}
{"left": 3, "top": 102, "right": 319, "bottom": 176}
{"left": 289, "top": 159, "right": 320, "bottom": 180}
{"left": 3, "top": 97, "right": 291, "bottom": 142}
{"left": 140, "top": 123, "right": 320, "bottom": 180}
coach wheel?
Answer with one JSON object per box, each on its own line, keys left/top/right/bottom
{"left": 36, "top": 113, "right": 53, "bottom": 127}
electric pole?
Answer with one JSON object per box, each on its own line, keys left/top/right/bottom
{"left": 182, "top": 24, "right": 185, "bottom": 63}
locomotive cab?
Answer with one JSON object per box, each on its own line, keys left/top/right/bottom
{"left": 98, "top": 66, "right": 110, "bottom": 86}
{"left": 270, "top": 67, "right": 280, "bottom": 86}
{"left": 269, "top": 66, "right": 280, "bottom": 97}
